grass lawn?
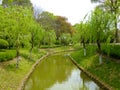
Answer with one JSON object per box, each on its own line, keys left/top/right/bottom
{"left": 0, "top": 49, "right": 16, "bottom": 62}
{"left": 71, "top": 45, "right": 120, "bottom": 90}
{"left": 0, "top": 48, "right": 46, "bottom": 90}
{"left": 0, "top": 46, "right": 73, "bottom": 90}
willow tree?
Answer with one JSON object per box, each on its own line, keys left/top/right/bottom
{"left": 74, "top": 21, "right": 90, "bottom": 56}
{"left": 13, "top": 6, "right": 34, "bottom": 68}
{"left": 1, "top": 5, "right": 34, "bottom": 68}
{"left": 89, "top": 7, "right": 111, "bottom": 64}
{"left": 28, "top": 23, "right": 45, "bottom": 58}
{"left": 91, "top": 0, "right": 120, "bottom": 43}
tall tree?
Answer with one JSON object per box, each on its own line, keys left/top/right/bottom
{"left": 37, "top": 11, "right": 56, "bottom": 31}
{"left": 91, "top": 0, "right": 120, "bottom": 42}
{"left": 55, "top": 16, "right": 74, "bottom": 40}
{"left": 89, "top": 7, "right": 111, "bottom": 64}
{"left": 0, "top": 5, "right": 35, "bottom": 67}
{"left": 74, "top": 22, "right": 90, "bottom": 56}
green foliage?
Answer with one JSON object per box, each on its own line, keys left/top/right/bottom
{"left": 71, "top": 45, "right": 120, "bottom": 89}
{"left": 0, "top": 50, "right": 16, "bottom": 62}
{"left": 37, "top": 12, "right": 74, "bottom": 40}
{"left": 73, "top": 21, "right": 90, "bottom": 44}
{"left": 43, "top": 30, "right": 56, "bottom": 45}
{"left": 59, "top": 33, "right": 72, "bottom": 45}
{"left": 91, "top": 0, "right": 120, "bottom": 43}
{"left": 89, "top": 7, "right": 111, "bottom": 43}
{"left": 19, "top": 48, "right": 46, "bottom": 61}
{"left": 2, "top": 0, "right": 31, "bottom": 6}
{"left": 102, "top": 45, "right": 120, "bottom": 59}
{"left": 0, "top": 39, "right": 9, "bottom": 49}
{"left": 0, "top": 49, "right": 46, "bottom": 90}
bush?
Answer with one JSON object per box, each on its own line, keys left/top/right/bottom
{"left": 102, "top": 45, "right": 120, "bottom": 59}
{"left": 0, "top": 39, "right": 9, "bottom": 49}
{"left": 0, "top": 50, "right": 17, "bottom": 62}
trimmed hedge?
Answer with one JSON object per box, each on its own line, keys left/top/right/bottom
{"left": 0, "top": 50, "right": 17, "bottom": 62}
{"left": 0, "top": 39, "right": 9, "bottom": 49}
{"left": 102, "top": 45, "right": 120, "bottom": 59}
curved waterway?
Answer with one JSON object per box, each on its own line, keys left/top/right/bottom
{"left": 24, "top": 53, "right": 102, "bottom": 90}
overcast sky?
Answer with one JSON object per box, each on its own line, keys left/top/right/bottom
{"left": 30, "top": 0, "right": 97, "bottom": 25}
{"left": 0, "top": 0, "right": 2, "bottom": 4}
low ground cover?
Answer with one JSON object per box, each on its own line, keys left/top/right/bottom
{"left": 0, "top": 49, "right": 16, "bottom": 62}
{"left": 71, "top": 45, "right": 120, "bottom": 89}
{"left": 0, "top": 48, "right": 46, "bottom": 90}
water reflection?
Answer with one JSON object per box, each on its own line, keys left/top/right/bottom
{"left": 24, "top": 54, "right": 101, "bottom": 90}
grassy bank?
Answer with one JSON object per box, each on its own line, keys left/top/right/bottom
{"left": 0, "top": 46, "right": 73, "bottom": 90}
{"left": 0, "top": 49, "right": 16, "bottom": 62}
{"left": 71, "top": 45, "right": 120, "bottom": 90}
{"left": 0, "top": 48, "right": 46, "bottom": 90}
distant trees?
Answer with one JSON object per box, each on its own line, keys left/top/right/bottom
{"left": 37, "top": 12, "right": 74, "bottom": 45}
{"left": 55, "top": 16, "right": 74, "bottom": 40}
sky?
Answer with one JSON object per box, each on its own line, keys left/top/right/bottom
{"left": 0, "top": 0, "right": 2, "bottom": 4}
{"left": 30, "top": 0, "right": 97, "bottom": 25}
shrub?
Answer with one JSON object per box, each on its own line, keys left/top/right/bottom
{"left": 102, "top": 45, "right": 120, "bottom": 59}
{"left": 0, "top": 39, "right": 9, "bottom": 49}
{"left": 0, "top": 50, "right": 17, "bottom": 62}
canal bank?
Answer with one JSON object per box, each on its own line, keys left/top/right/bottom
{"left": 71, "top": 47, "right": 120, "bottom": 90}
{"left": 22, "top": 52, "right": 104, "bottom": 90}
{"left": 68, "top": 55, "right": 113, "bottom": 90}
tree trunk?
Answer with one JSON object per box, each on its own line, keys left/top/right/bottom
{"left": 29, "top": 42, "right": 34, "bottom": 59}
{"left": 99, "top": 53, "right": 102, "bottom": 65}
{"left": 115, "top": 14, "right": 118, "bottom": 43}
{"left": 38, "top": 42, "right": 41, "bottom": 52}
{"left": 16, "top": 48, "right": 19, "bottom": 68}
{"left": 29, "top": 47, "right": 33, "bottom": 59}
{"left": 83, "top": 39, "right": 86, "bottom": 56}
{"left": 29, "top": 33, "right": 34, "bottom": 59}
{"left": 84, "top": 48, "right": 86, "bottom": 56}
{"left": 97, "top": 39, "right": 102, "bottom": 64}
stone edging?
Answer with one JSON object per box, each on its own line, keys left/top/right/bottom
{"left": 18, "top": 53, "right": 49, "bottom": 90}
{"left": 18, "top": 49, "right": 75, "bottom": 90}
{"left": 68, "top": 55, "right": 114, "bottom": 90}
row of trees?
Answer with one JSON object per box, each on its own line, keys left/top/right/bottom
{"left": 0, "top": 0, "right": 74, "bottom": 67}
{"left": 73, "top": 0, "right": 120, "bottom": 64}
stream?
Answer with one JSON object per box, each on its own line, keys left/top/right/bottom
{"left": 23, "top": 53, "right": 102, "bottom": 90}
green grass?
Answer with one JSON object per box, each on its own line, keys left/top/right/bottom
{"left": 42, "top": 45, "right": 74, "bottom": 53}
{"left": 102, "top": 44, "right": 120, "bottom": 59}
{"left": 0, "top": 46, "right": 72, "bottom": 90}
{"left": 0, "top": 49, "right": 17, "bottom": 62}
{"left": 71, "top": 45, "right": 120, "bottom": 90}
{"left": 0, "top": 48, "right": 46, "bottom": 90}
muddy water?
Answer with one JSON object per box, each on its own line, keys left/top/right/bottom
{"left": 24, "top": 53, "right": 102, "bottom": 90}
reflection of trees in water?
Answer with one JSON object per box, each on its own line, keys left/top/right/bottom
{"left": 80, "top": 72, "right": 91, "bottom": 82}
{"left": 79, "top": 72, "right": 100, "bottom": 90}
{"left": 80, "top": 71, "right": 91, "bottom": 90}
{"left": 24, "top": 54, "right": 74, "bottom": 90}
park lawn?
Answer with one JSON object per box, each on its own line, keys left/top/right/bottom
{"left": 0, "top": 48, "right": 46, "bottom": 90}
{"left": 42, "top": 45, "right": 74, "bottom": 53}
{"left": 71, "top": 45, "right": 120, "bottom": 90}
{"left": 0, "top": 46, "right": 72, "bottom": 90}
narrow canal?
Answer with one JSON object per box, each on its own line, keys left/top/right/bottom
{"left": 24, "top": 53, "right": 102, "bottom": 90}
